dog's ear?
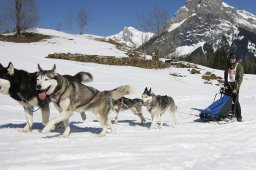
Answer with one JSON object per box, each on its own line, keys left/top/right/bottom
{"left": 52, "top": 64, "right": 56, "bottom": 74}
{"left": 144, "top": 87, "right": 148, "bottom": 92}
{"left": 38, "top": 64, "right": 43, "bottom": 72}
{"left": 7, "top": 62, "right": 14, "bottom": 76}
{"left": 149, "top": 88, "right": 151, "bottom": 93}
{"left": 0, "top": 63, "right": 3, "bottom": 69}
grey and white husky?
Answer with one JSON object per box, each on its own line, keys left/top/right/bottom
{"left": 142, "top": 87, "right": 177, "bottom": 129}
{"left": 0, "top": 62, "right": 92, "bottom": 132}
{"left": 111, "top": 97, "right": 145, "bottom": 125}
{"left": 36, "top": 64, "right": 132, "bottom": 137}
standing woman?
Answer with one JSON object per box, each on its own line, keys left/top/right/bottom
{"left": 224, "top": 53, "right": 244, "bottom": 122}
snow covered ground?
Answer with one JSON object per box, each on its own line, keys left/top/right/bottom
{"left": 0, "top": 29, "right": 256, "bottom": 170}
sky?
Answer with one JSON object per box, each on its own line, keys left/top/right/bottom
{"left": 37, "top": 0, "right": 256, "bottom": 36}
{"left": 0, "top": 28, "right": 256, "bottom": 169}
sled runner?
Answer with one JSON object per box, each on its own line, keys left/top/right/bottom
{"left": 200, "top": 88, "right": 236, "bottom": 122}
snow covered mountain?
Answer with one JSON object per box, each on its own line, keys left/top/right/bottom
{"left": 108, "top": 26, "right": 154, "bottom": 48}
{"left": 142, "top": 0, "right": 256, "bottom": 60}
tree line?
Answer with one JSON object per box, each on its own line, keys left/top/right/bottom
{"left": 0, "top": 0, "right": 88, "bottom": 36}
{"left": 189, "top": 49, "right": 256, "bottom": 74}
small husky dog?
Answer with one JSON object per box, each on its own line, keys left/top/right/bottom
{"left": 142, "top": 87, "right": 177, "bottom": 129}
{"left": 0, "top": 62, "right": 92, "bottom": 132}
{"left": 36, "top": 64, "right": 132, "bottom": 137}
{"left": 111, "top": 97, "right": 146, "bottom": 124}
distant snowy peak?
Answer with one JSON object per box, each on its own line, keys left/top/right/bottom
{"left": 142, "top": 0, "right": 256, "bottom": 59}
{"left": 108, "top": 26, "right": 154, "bottom": 48}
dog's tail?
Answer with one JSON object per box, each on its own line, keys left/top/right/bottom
{"left": 72, "top": 71, "right": 93, "bottom": 83}
{"left": 109, "top": 85, "right": 135, "bottom": 100}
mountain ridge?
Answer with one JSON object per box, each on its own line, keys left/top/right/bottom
{"left": 141, "top": 0, "right": 256, "bottom": 60}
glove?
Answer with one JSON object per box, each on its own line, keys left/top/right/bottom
{"left": 232, "top": 90, "right": 237, "bottom": 94}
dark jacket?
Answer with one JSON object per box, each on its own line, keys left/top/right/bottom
{"left": 224, "top": 62, "right": 244, "bottom": 91}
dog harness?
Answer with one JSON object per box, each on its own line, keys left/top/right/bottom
{"left": 76, "top": 90, "right": 100, "bottom": 109}
{"left": 17, "top": 92, "right": 46, "bottom": 112}
{"left": 117, "top": 98, "right": 124, "bottom": 106}
{"left": 51, "top": 85, "right": 68, "bottom": 108}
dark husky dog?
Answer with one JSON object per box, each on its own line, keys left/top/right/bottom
{"left": 36, "top": 64, "right": 132, "bottom": 137}
{"left": 0, "top": 62, "right": 92, "bottom": 132}
{"left": 111, "top": 97, "right": 145, "bottom": 124}
{"left": 142, "top": 87, "right": 177, "bottom": 129}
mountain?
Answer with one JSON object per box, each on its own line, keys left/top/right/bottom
{"left": 108, "top": 26, "right": 154, "bottom": 48}
{"left": 142, "top": 0, "right": 256, "bottom": 60}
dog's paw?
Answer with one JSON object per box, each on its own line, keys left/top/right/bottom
{"left": 149, "top": 125, "right": 158, "bottom": 130}
{"left": 61, "top": 127, "right": 70, "bottom": 138}
{"left": 149, "top": 127, "right": 155, "bottom": 130}
{"left": 41, "top": 129, "right": 48, "bottom": 134}
{"left": 41, "top": 126, "right": 51, "bottom": 134}
{"left": 96, "top": 133, "right": 106, "bottom": 137}
{"left": 111, "top": 128, "right": 116, "bottom": 134}
{"left": 20, "top": 128, "right": 31, "bottom": 133}
{"left": 60, "top": 133, "right": 70, "bottom": 138}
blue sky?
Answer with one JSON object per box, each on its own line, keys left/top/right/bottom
{"left": 37, "top": 0, "right": 256, "bottom": 36}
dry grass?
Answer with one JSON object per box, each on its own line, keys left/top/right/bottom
{"left": 0, "top": 32, "right": 50, "bottom": 43}
{"left": 202, "top": 72, "right": 224, "bottom": 85}
{"left": 47, "top": 53, "right": 170, "bottom": 69}
{"left": 190, "top": 68, "right": 201, "bottom": 74}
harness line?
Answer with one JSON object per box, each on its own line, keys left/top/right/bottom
{"left": 17, "top": 92, "right": 46, "bottom": 113}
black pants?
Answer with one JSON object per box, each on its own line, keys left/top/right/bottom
{"left": 232, "top": 94, "right": 242, "bottom": 119}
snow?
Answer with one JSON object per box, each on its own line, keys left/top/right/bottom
{"left": 180, "top": 6, "right": 189, "bottom": 11}
{"left": 222, "top": 2, "right": 234, "bottom": 9}
{"left": 223, "top": 2, "right": 256, "bottom": 30}
{"left": 168, "top": 19, "right": 187, "bottom": 32}
{"left": 169, "top": 41, "right": 205, "bottom": 57}
{"left": 233, "top": 10, "right": 256, "bottom": 30}
{"left": 248, "top": 41, "right": 256, "bottom": 57}
{"left": 108, "top": 26, "right": 154, "bottom": 48}
{"left": 1, "top": 29, "right": 256, "bottom": 170}
{"left": 237, "top": 10, "right": 256, "bottom": 20}
{"left": 168, "top": 13, "right": 197, "bottom": 33}
{"left": 26, "top": 28, "right": 127, "bottom": 58}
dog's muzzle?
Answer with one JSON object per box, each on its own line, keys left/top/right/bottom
{"left": 36, "top": 85, "right": 50, "bottom": 101}
{"left": 142, "top": 101, "right": 147, "bottom": 106}
{"left": 36, "top": 85, "right": 41, "bottom": 90}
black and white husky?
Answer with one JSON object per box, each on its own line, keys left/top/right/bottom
{"left": 142, "top": 87, "right": 177, "bottom": 129}
{"left": 111, "top": 97, "right": 146, "bottom": 124}
{"left": 36, "top": 64, "right": 132, "bottom": 137}
{"left": 0, "top": 62, "right": 92, "bottom": 132}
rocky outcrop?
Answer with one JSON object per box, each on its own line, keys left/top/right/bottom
{"left": 141, "top": 0, "right": 256, "bottom": 59}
